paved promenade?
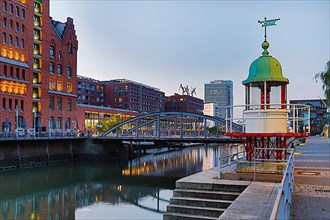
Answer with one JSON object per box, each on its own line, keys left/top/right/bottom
{"left": 291, "top": 136, "right": 330, "bottom": 220}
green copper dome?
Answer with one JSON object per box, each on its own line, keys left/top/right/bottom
{"left": 242, "top": 41, "right": 289, "bottom": 85}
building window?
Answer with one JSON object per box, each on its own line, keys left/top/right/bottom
{"left": 21, "top": 9, "right": 25, "bottom": 19}
{"left": 67, "top": 67, "right": 72, "bottom": 78}
{"left": 9, "top": 19, "right": 12, "bottom": 29}
{"left": 8, "top": 99, "right": 12, "bottom": 111}
{"left": 3, "top": 1, "right": 7, "bottom": 12}
{"left": 57, "top": 118, "right": 62, "bottom": 130}
{"left": 67, "top": 100, "right": 72, "bottom": 111}
{"left": 2, "top": 17, "right": 6, "bottom": 27}
{"left": 57, "top": 81, "right": 62, "bottom": 91}
{"left": 15, "top": 22, "right": 19, "bottom": 32}
{"left": 15, "top": 36, "right": 18, "bottom": 47}
{"left": 10, "top": 66, "right": 13, "bottom": 78}
{"left": 22, "top": 69, "right": 25, "bottom": 80}
{"left": 2, "top": 98, "right": 6, "bottom": 111}
{"left": 50, "top": 46, "right": 55, "bottom": 58}
{"left": 57, "top": 64, "right": 62, "bottom": 76}
{"left": 9, "top": 3, "right": 12, "bottom": 14}
{"left": 49, "top": 78, "right": 54, "bottom": 90}
{"left": 68, "top": 43, "right": 72, "bottom": 54}
{"left": 4, "top": 65, "right": 7, "bottom": 77}
{"left": 20, "top": 100, "right": 24, "bottom": 111}
{"left": 49, "top": 97, "right": 54, "bottom": 109}
{"left": 15, "top": 6, "right": 19, "bottom": 17}
{"left": 67, "top": 82, "right": 72, "bottom": 93}
{"left": 21, "top": 38, "right": 24, "bottom": 48}
{"left": 49, "top": 62, "right": 54, "bottom": 74}
{"left": 8, "top": 34, "right": 12, "bottom": 45}
{"left": 57, "top": 98, "right": 62, "bottom": 110}
{"left": 22, "top": 24, "right": 25, "bottom": 33}
{"left": 2, "top": 32, "right": 6, "bottom": 44}
{"left": 16, "top": 68, "right": 19, "bottom": 78}
{"left": 58, "top": 52, "right": 62, "bottom": 60}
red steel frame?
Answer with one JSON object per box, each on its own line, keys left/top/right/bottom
{"left": 226, "top": 133, "right": 309, "bottom": 161}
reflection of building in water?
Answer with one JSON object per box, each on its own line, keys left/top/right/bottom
{"left": 0, "top": 182, "right": 167, "bottom": 220}
{"left": 122, "top": 145, "right": 220, "bottom": 177}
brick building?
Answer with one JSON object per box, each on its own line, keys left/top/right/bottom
{"left": 77, "top": 75, "right": 104, "bottom": 106}
{"left": 102, "top": 79, "right": 165, "bottom": 113}
{"left": 0, "top": 0, "right": 78, "bottom": 132}
{"left": 165, "top": 93, "right": 204, "bottom": 114}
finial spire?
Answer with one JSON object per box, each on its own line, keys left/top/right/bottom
{"left": 258, "top": 17, "right": 280, "bottom": 41}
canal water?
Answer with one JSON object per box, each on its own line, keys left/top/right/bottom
{"left": 0, "top": 144, "right": 222, "bottom": 220}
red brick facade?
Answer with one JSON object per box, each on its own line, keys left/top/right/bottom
{"left": 165, "top": 94, "right": 204, "bottom": 114}
{"left": 0, "top": 0, "right": 78, "bottom": 132}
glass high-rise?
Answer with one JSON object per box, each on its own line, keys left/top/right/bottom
{"left": 204, "top": 80, "right": 233, "bottom": 119}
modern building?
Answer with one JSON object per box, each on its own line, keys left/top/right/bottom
{"left": 102, "top": 79, "right": 165, "bottom": 113}
{"left": 204, "top": 80, "right": 233, "bottom": 119}
{"left": 77, "top": 75, "right": 104, "bottom": 106}
{"left": 0, "top": 0, "right": 78, "bottom": 132}
{"left": 203, "top": 102, "right": 219, "bottom": 127}
{"left": 290, "top": 99, "right": 329, "bottom": 135}
{"left": 165, "top": 93, "right": 203, "bottom": 114}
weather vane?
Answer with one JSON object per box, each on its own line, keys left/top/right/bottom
{"left": 258, "top": 17, "right": 280, "bottom": 41}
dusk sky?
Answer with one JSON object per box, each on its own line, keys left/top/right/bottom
{"left": 50, "top": 1, "right": 329, "bottom": 106}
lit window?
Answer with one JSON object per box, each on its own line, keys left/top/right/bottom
{"left": 57, "top": 81, "right": 62, "bottom": 91}
{"left": 67, "top": 82, "right": 71, "bottom": 93}
{"left": 49, "top": 78, "right": 54, "bottom": 90}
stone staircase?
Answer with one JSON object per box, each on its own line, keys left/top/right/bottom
{"left": 163, "top": 180, "right": 247, "bottom": 220}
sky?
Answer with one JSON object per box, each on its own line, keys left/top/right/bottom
{"left": 50, "top": 0, "right": 329, "bottom": 106}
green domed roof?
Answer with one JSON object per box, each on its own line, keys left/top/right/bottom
{"left": 242, "top": 41, "right": 289, "bottom": 85}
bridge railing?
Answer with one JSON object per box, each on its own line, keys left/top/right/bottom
{"left": 270, "top": 149, "right": 294, "bottom": 220}
{"left": 225, "top": 103, "right": 311, "bottom": 134}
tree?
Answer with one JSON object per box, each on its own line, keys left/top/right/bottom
{"left": 96, "top": 115, "right": 122, "bottom": 132}
{"left": 315, "top": 60, "right": 330, "bottom": 106}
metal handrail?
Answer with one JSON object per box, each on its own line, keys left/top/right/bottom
{"left": 270, "top": 149, "right": 294, "bottom": 220}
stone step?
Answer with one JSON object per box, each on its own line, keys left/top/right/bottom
{"left": 163, "top": 212, "right": 218, "bottom": 220}
{"left": 170, "top": 196, "right": 232, "bottom": 209}
{"left": 176, "top": 181, "right": 247, "bottom": 193}
{"left": 167, "top": 204, "right": 225, "bottom": 218}
{"left": 173, "top": 188, "right": 240, "bottom": 201}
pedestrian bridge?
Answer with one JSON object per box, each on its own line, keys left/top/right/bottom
{"left": 97, "top": 112, "right": 242, "bottom": 143}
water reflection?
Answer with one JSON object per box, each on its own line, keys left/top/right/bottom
{"left": 0, "top": 144, "right": 222, "bottom": 220}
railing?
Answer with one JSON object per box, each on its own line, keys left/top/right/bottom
{"left": 270, "top": 149, "right": 294, "bottom": 220}
{"left": 225, "top": 103, "right": 310, "bottom": 134}
{"left": 217, "top": 144, "right": 245, "bottom": 178}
